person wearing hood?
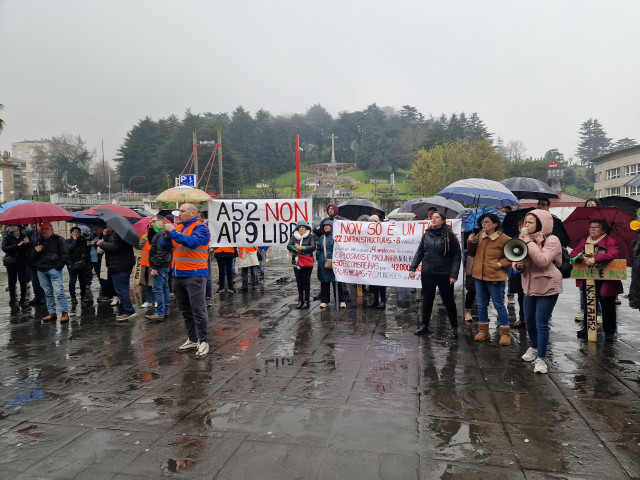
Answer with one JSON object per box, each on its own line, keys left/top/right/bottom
{"left": 512, "top": 209, "right": 563, "bottom": 374}
{"left": 409, "top": 211, "right": 461, "bottom": 337}
{"left": 287, "top": 220, "right": 317, "bottom": 309}
{"left": 313, "top": 203, "right": 342, "bottom": 238}
{"left": 315, "top": 219, "right": 346, "bottom": 308}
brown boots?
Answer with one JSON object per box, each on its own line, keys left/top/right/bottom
{"left": 499, "top": 326, "right": 511, "bottom": 345}
{"left": 474, "top": 322, "right": 489, "bottom": 341}
{"left": 474, "top": 324, "right": 511, "bottom": 345}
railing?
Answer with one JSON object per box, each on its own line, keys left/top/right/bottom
{"left": 50, "top": 192, "right": 154, "bottom": 207}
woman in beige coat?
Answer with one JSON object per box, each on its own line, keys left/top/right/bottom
{"left": 467, "top": 213, "right": 512, "bottom": 344}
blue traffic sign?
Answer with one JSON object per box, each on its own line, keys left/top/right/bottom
{"left": 179, "top": 174, "right": 196, "bottom": 187}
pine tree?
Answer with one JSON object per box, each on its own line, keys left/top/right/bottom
{"left": 576, "top": 118, "right": 612, "bottom": 164}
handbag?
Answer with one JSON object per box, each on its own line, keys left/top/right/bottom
{"left": 2, "top": 255, "right": 16, "bottom": 267}
{"left": 297, "top": 254, "right": 314, "bottom": 268}
{"left": 323, "top": 237, "right": 332, "bottom": 269}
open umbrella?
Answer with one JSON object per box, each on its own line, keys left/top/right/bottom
{"left": 598, "top": 195, "right": 640, "bottom": 219}
{"left": 457, "top": 206, "right": 505, "bottom": 233}
{"left": 499, "top": 177, "right": 559, "bottom": 200}
{"left": 156, "top": 186, "right": 211, "bottom": 203}
{"left": 387, "top": 208, "right": 415, "bottom": 221}
{"left": 0, "top": 201, "right": 73, "bottom": 225}
{"left": 0, "top": 199, "right": 32, "bottom": 214}
{"left": 82, "top": 204, "right": 142, "bottom": 219}
{"left": 502, "top": 207, "right": 571, "bottom": 246}
{"left": 337, "top": 199, "right": 385, "bottom": 221}
{"left": 133, "top": 216, "right": 175, "bottom": 236}
{"left": 97, "top": 209, "right": 140, "bottom": 248}
{"left": 400, "top": 196, "right": 464, "bottom": 219}
{"left": 438, "top": 178, "right": 520, "bottom": 207}
{"left": 563, "top": 206, "right": 635, "bottom": 265}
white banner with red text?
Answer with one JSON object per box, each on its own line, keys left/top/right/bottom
{"left": 208, "top": 199, "right": 312, "bottom": 247}
{"left": 332, "top": 219, "right": 463, "bottom": 289}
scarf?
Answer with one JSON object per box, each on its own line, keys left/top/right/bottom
{"left": 585, "top": 233, "right": 606, "bottom": 245}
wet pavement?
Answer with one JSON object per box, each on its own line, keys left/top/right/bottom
{"left": 0, "top": 246, "right": 639, "bottom": 479}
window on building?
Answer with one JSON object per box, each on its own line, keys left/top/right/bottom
{"left": 606, "top": 168, "right": 620, "bottom": 180}
{"left": 625, "top": 164, "right": 638, "bottom": 176}
{"left": 625, "top": 186, "right": 640, "bottom": 196}
{"left": 605, "top": 187, "right": 621, "bottom": 196}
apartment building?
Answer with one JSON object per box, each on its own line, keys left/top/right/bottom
{"left": 11, "top": 139, "right": 52, "bottom": 196}
{"left": 0, "top": 160, "right": 17, "bottom": 203}
{"left": 591, "top": 145, "right": 640, "bottom": 199}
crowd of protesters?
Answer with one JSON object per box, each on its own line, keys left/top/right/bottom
{"left": 2, "top": 197, "right": 639, "bottom": 374}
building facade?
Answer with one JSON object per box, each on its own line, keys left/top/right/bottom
{"left": 11, "top": 140, "right": 52, "bottom": 196}
{"left": 0, "top": 161, "right": 17, "bottom": 203}
{"left": 591, "top": 145, "right": 640, "bottom": 199}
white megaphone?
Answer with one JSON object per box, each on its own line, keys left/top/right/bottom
{"left": 503, "top": 238, "right": 528, "bottom": 262}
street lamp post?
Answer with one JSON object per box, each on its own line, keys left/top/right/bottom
{"left": 129, "top": 176, "right": 145, "bottom": 193}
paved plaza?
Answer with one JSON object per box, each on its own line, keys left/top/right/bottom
{"left": 0, "top": 247, "right": 639, "bottom": 479}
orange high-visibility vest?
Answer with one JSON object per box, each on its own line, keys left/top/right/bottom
{"left": 140, "top": 239, "right": 151, "bottom": 267}
{"left": 214, "top": 247, "right": 235, "bottom": 255}
{"left": 171, "top": 220, "right": 210, "bottom": 271}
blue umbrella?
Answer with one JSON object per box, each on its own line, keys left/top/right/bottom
{"left": 0, "top": 199, "right": 32, "bottom": 214}
{"left": 438, "top": 178, "right": 520, "bottom": 207}
{"left": 457, "top": 206, "right": 505, "bottom": 232}
{"left": 67, "top": 210, "right": 100, "bottom": 226}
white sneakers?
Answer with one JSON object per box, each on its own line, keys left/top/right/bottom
{"left": 116, "top": 312, "right": 137, "bottom": 322}
{"left": 319, "top": 303, "right": 327, "bottom": 308}
{"left": 575, "top": 311, "right": 583, "bottom": 321}
{"left": 177, "top": 339, "right": 199, "bottom": 352}
{"left": 340, "top": 302, "right": 347, "bottom": 309}
{"left": 521, "top": 347, "right": 537, "bottom": 362}
{"left": 176, "top": 338, "right": 209, "bottom": 359}
{"left": 194, "top": 342, "right": 209, "bottom": 359}
{"left": 111, "top": 297, "right": 120, "bottom": 306}
{"left": 533, "top": 357, "right": 548, "bottom": 374}
{"left": 141, "top": 301, "right": 158, "bottom": 308}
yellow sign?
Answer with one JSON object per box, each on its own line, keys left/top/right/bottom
{"left": 570, "top": 259, "right": 627, "bottom": 281}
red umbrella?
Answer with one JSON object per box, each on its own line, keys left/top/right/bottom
{"left": 133, "top": 216, "right": 175, "bottom": 236}
{"left": 82, "top": 204, "right": 141, "bottom": 219}
{"left": 563, "top": 206, "right": 636, "bottom": 265}
{"left": 0, "top": 201, "right": 73, "bottom": 225}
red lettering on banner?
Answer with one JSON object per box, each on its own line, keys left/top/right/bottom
{"left": 340, "top": 222, "right": 363, "bottom": 235}
{"left": 386, "top": 223, "right": 395, "bottom": 235}
{"left": 265, "top": 202, "right": 278, "bottom": 221}
{"left": 280, "top": 203, "right": 293, "bottom": 222}
{"left": 402, "top": 223, "right": 415, "bottom": 235}
{"left": 294, "top": 202, "right": 309, "bottom": 222}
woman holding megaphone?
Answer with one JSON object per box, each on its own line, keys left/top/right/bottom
{"left": 512, "top": 209, "right": 563, "bottom": 374}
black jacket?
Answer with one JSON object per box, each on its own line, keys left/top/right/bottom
{"left": 410, "top": 226, "right": 462, "bottom": 279}
{"left": 31, "top": 233, "right": 69, "bottom": 272}
{"left": 100, "top": 232, "right": 135, "bottom": 274}
{"left": 66, "top": 237, "right": 89, "bottom": 264}
{"left": 2, "top": 232, "right": 30, "bottom": 265}
{"left": 287, "top": 229, "right": 317, "bottom": 265}
{"left": 148, "top": 231, "right": 172, "bottom": 269}
{"left": 629, "top": 240, "right": 640, "bottom": 308}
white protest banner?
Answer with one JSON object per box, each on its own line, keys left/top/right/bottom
{"left": 332, "top": 219, "right": 463, "bottom": 288}
{"left": 208, "top": 199, "right": 313, "bottom": 247}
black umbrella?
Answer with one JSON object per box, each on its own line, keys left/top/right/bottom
{"left": 502, "top": 207, "right": 570, "bottom": 247}
{"left": 97, "top": 208, "right": 140, "bottom": 248}
{"left": 337, "top": 199, "right": 385, "bottom": 221}
{"left": 599, "top": 196, "right": 640, "bottom": 219}
{"left": 499, "top": 177, "right": 559, "bottom": 200}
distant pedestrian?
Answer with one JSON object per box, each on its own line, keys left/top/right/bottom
{"left": 257, "top": 246, "right": 269, "bottom": 281}
{"left": 31, "top": 223, "right": 70, "bottom": 323}
{"left": 2, "top": 225, "right": 30, "bottom": 305}
{"left": 97, "top": 225, "right": 137, "bottom": 322}
{"left": 144, "top": 216, "right": 172, "bottom": 322}
{"left": 368, "top": 215, "right": 387, "bottom": 309}
{"left": 287, "top": 220, "right": 316, "bottom": 309}
{"left": 138, "top": 223, "right": 155, "bottom": 308}
{"left": 87, "top": 220, "right": 113, "bottom": 302}
{"left": 214, "top": 246, "right": 237, "bottom": 293}
{"left": 409, "top": 211, "right": 461, "bottom": 337}
{"left": 161, "top": 204, "right": 211, "bottom": 359}
{"left": 66, "top": 226, "right": 89, "bottom": 304}
{"left": 26, "top": 224, "right": 46, "bottom": 305}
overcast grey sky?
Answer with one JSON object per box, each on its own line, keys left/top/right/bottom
{"left": 1, "top": 0, "right": 639, "bottom": 168}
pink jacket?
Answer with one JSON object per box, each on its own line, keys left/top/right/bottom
{"left": 569, "top": 235, "right": 623, "bottom": 296}
{"left": 515, "top": 209, "right": 563, "bottom": 296}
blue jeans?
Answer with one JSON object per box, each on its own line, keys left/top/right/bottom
{"left": 523, "top": 295, "right": 558, "bottom": 359}
{"left": 111, "top": 269, "right": 135, "bottom": 315}
{"left": 152, "top": 267, "right": 171, "bottom": 317}
{"left": 38, "top": 269, "right": 68, "bottom": 314}
{"left": 29, "top": 265, "right": 46, "bottom": 299}
{"left": 475, "top": 279, "right": 509, "bottom": 326}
